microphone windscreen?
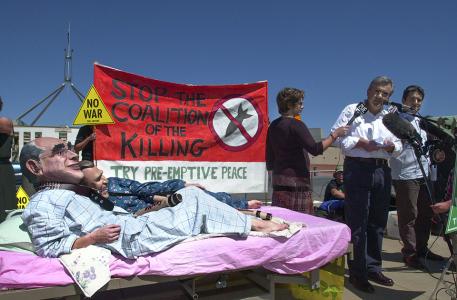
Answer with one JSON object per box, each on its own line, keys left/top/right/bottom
{"left": 382, "top": 113, "right": 416, "bottom": 140}
{"left": 419, "top": 119, "right": 455, "bottom": 146}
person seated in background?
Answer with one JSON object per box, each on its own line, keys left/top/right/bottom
{"left": 20, "top": 137, "right": 288, "bottom": 259}
{"left": 324, "top": 166, "right": 345, "bottom": 202}
{"left": 318, "top": 166, "right": 345, "bottom": 219}
{"left": 78, "top": 160, "right": 262, "bottom": 214}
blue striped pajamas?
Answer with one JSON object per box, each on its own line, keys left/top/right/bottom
{"left": 22, "top": 186, "right": 250, "bottom": 259}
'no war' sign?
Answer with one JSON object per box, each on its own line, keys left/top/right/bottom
{"left": 73, "top": 85, "right": 115, "bottom": 125}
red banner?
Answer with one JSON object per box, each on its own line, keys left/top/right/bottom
{"left": 93, "top": 64, "right": 269, "bottom": 192}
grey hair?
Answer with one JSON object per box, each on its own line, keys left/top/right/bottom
{"left": 79, "top": 160, "right": 95, "bottom": 170}
{"left": 19, "top": 140, "right": 44, "bottom": 184}
{"left": 368, "top": 76, "right": 394, "bottom": 96}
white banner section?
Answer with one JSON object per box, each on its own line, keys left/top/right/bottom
{"left": 96, "top": 160, "right": 267, "bottom": 194}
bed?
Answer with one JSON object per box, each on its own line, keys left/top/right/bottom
{"left": 0, "top": 206, "right": 350, "bottom": 299}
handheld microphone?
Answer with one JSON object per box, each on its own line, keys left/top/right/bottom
{"left": 347, "top": 102, "right": 368, "bottom": 125}
{"left": 382, "top": 113, "right": 422, "bottom": 147}
{"left": 134, "top": 193, "right": 183, "bottom": 217}
{"left": 167, "top": 193, "right": 183, "bottom": 207}
{"left": 385, "top": 101, "right": 412, "bottom": 113}
{"left": 239, "top": 209, "right": 273, "bottom": 220}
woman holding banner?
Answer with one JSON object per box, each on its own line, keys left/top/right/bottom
{"left": 266, "top": 87, "right": 348, "bottom": 213}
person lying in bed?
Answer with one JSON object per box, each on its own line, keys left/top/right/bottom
{"left": 20, "top": 137, "right": 288, "bottom": 259}
{"left": 78, "top": 160, "right": 262, "bottom": 214}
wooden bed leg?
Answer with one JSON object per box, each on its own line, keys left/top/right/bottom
{"left": 63, "top": 295, "right": 81, "bottom": 300}
{"left": 347, "top": 242, "right": 354, "bottom": 260}
{"left": 269, "top": 277, "right": 276, "bottom": 300}
{"left": 180, "top": 278, "right": 199, "bottom": 299}
{"left": 215, "top": 274, "right": 228, "bottom": 288}
{"left": 265, "top": 269, "right": 322, "bottom": 299}
{"left": 309, "top": 269, "right": 320, "bottom": 290}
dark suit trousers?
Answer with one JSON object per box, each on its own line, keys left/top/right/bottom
{"left": 393, "top": 179, "right": 432, "bottom": 256}
{"left": 344, "top": 159, "right": 391, "bottom": 280}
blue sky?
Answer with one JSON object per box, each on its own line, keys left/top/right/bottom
{"left": 1, "top": 1, "right": 456, "bottom": 134}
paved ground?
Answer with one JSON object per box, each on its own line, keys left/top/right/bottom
{"left": 89, "top": 234, "right": 456, "bottom": 300}
{"left": 344, "top": 236, "right": 456, "bottom": 300}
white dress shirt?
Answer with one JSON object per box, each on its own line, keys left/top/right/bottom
{"left": 331, "top": 102, "right": 402, "bottom": 159}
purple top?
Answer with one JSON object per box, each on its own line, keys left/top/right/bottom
{"left": 266, "top": 117, "right": 323, "bottom": 177}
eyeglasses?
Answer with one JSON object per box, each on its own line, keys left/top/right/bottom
{"left": 374, "top": 89, "right": 390, "bottom": 99}
{"left": 39, "top": 142, "right": 75, "bottom": 159}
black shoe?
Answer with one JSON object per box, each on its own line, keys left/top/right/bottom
{"left": 367, "top": 272, "right": 394, "bottom": 286}
{"left": 403, "top": 255, "right": 425, "bottom": 270}
{"left": 450, "top": 261, "right": 457, "bottom": 272}
{"left": 349, "top": 276, "right": 375, "bottom": 293}
{"left": 417, "top": 249, "right": 445, "bottom": 261}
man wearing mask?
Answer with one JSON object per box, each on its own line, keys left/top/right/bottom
{"left": 20, "top": 137, "right": 287, "bottom": 259}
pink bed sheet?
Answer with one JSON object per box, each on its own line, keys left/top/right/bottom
{"left": 0, "top": 206, "right": 350, "bottom": 289}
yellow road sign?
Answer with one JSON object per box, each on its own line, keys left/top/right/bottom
{"left": 73, "top": 85, "right": 115, "bottom": 125}
{"left": 16, "top": 186, "right": 29, "bottom": 209}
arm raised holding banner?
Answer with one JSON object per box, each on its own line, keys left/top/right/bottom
{"left": 74, "top": 125, "right": 96, "bottom": 161}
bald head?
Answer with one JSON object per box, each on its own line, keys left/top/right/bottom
{"left": 20, "top": 137, "right": 83, "bottom": 185}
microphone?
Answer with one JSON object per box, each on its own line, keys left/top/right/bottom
{"left": 347, "top": 102, "right": 368, "bottom": 125}
{"left": 419, "top": 118, "right": 455, "bottom": 146}
{"left": 134, "top": 193, "right": 183, "bottom": 217}
{"left": 385, "top": 101, "right": 412, "bottom": 113}
{"left": 167, "top": 193, "right": 183, "bottom": 206}
{"left": 239, "top": 209, "right": 273, "bottom": 220}
{"left": 382, "top": 113, "right": 422, "bottom": 147}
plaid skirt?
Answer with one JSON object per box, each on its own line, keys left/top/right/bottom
{"left": 272, "top": 174, "right": 313, "bottom": 213}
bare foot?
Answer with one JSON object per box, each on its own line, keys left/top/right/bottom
{"left": 247, "top": 200, "right": 262, "bottom": 209}
{"left": 251, "top": 219, "right": 289, "bottom": 233}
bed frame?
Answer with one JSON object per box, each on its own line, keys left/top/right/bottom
{"left": 0, "top": 244, "right": 353, "bottom": 300}
{"left": 0, "top": 206, "right": 352, "bottom": 300}
{"left": 0, "top": 268, "right": 321, "bottom": 300}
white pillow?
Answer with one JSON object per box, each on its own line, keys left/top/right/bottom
{"left": 0, "top": 209, "right": 34, "bottom": 253}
